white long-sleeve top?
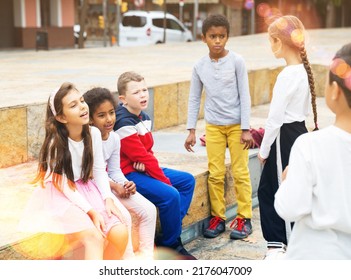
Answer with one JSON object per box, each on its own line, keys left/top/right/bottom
{"left": 259, "top": 64, "right": 311, "bottom": 159}
{"left": 102, "top": 131, "right": 128, "bottom": 185}
{"left": 274, "top": 126, "right": 351, "bottom": 259}
{"left": 45, "top": 126, "right": 114, "bottom": 213}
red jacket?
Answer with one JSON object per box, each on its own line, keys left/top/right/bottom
{"left": 114, "top": 105, "right": 171, "bottom": 185}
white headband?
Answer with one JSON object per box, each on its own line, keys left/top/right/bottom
{"left": 49, "top": 87, "right": 59, "bottom": 116}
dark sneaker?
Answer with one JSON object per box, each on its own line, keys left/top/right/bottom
{"left": 203, "top": 216, "right": 225, "bottom": 238}
{"left": 167, "top": 238, "right": 197, "bottom": 260}
{"left": 173, "top": 244, "right": 197, "bottom": 260}
{"left": 229, "top": 217, "right": 252, "bottom": 239}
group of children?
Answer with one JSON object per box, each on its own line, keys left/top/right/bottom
{"left": 21, "top": 73, "right": 196, "bottom": 260}
{"left": 186, "top": 13, "right": 351, "bottom": 260}
{"left": 20, "top": 12, "right": 351, "bottom": 260}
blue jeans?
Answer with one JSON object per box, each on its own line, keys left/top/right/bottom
{"left": 125, "top": 168, "right": 195, "bottom": 247}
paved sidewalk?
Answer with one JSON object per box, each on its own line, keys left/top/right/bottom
{"left": 1, "top": 28, "right": 351, "bottom": 109}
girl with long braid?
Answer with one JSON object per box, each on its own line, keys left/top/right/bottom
{"left": 257, "top": 15, "right": 318, "bottom": 259}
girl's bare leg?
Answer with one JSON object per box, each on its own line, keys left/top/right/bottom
{"left": 104, "top": 224, "right": 128, "bottom": 260}
{"left": 67, "top": 228, "right": 105, "bottom": 260}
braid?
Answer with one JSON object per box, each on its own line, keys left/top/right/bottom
{"left": 300, "top": 47, "right": 318, "bottom": 130}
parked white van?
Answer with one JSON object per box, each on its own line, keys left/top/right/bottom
{"left": 119, "top": 10, "right": 193, "bottom": 47}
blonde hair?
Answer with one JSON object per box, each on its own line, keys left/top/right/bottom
{"left": 117, "top": 71, "right": 144, "bottom": 96}
{"left": 269, "top": 15, "right": 318, "bottom": 130}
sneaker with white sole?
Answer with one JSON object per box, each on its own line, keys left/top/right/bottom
{"left": 263, "top": 247, "right": 287, "bottom": 260}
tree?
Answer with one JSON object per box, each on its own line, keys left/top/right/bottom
{"left": 78, "top": 0, "right": 89, "bottom": 49}
{"left": 313, "top": 0, "right": 345, "bottom": 27}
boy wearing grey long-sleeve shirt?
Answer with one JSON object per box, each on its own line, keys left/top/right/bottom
{"left": 184, "top": 14, "right": 254, "bottom": 240}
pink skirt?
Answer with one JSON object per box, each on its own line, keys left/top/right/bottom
{"left": 18, "top": 179, "right": 122, "bottom": 235}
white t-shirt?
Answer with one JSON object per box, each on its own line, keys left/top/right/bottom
{"left": 259, "top": 64, "right": 311, "bottom": 159}
{"left": 274, "top": 125, "right": 351, "bottom": 259}
{"left": 102, "top": 131, "right": 128, "bottom": 185}
{"left": 46, "top": 126, "right": 113, "bottom": 213}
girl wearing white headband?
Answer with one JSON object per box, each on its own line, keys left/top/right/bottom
{"left": 19, "top": 82, "right": 128, "bottom": 260}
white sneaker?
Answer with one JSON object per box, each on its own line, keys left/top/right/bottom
{"left": 263, "top": 248, "right": 286, "bottom": 260}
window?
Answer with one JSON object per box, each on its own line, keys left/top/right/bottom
{"left": 40, "top": 0, "right": 50, "bottom": 27}
{"left": 122, "top": 16, "right": 146, "bottom": 27}
{"left": 167, "top": 19, "right": 183, "bottom": 31}
{"left": 152, "top": 18, "right": 164, "bottom": 28}
{"left": 153, "top": 18, "right": 184, "bottom": 31}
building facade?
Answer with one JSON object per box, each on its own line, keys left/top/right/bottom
{"left": 1, "top": 0, "right": 350, "bottom": 49}
{"left": 0, "top": 0, "right": 75, "bottom": 49}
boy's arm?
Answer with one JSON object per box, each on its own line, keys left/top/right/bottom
{"left": 185, "top": 128, "right": 196, "bottom": 152}
{"left": 185, "top": 67, "right": 203, "bottom": 152}
{"left": 186, "top": 67, "right": 203, "bottom": 130}
{"left": 119, "top": 126, "right": 171, "bottom": 185}
{"left": 235, "top": 55, "right": 251, "bottom": 130}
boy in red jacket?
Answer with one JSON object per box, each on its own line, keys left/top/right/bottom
{"left": 114, "top": 71, "right": 196, "bottom": 260}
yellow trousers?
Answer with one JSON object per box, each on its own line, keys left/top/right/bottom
{"left": 205, "top": 123, "right": 252, "bottom": 220}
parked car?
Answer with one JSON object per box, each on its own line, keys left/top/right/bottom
{"left": 74, "top": 24, "right": 87, "bottom": 44}
{"left": 119, "top": 10, "right": 193, "bottom": 47}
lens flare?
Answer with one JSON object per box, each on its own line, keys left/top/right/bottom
{"left": 257, "top": 3, "right": 271, "bottom": 18}
{"left": 262, "top": 7, "right": 283, "bottom": 26}
{"left": 12, "top": 233, "right": 68, "bottom": 259}
{"left": 276, "top": 17, "right": 288, "bottom": 30}
{"left": 291, "top": 29, "right": 305, "bottom": 46}
{"left": 331, "top": 58, "right": 351, "bottom": 79}
{"left": 244, "top": 0, "right": 254, "bottom": 10}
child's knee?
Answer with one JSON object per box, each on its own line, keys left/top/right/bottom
{"left": 110, "top": 224, "right": 129, "bottom": 244}
{"left": 81, "top": 228, "right": 104, "bottom": 247}
{"left": 184, "top": 172, "right": 196, "bottom": 187}
{"left": 189, "top": 174, "right": 196, "bottom": 188}
{"left": 144, "top": 202, "right": 157, "bottom": 222}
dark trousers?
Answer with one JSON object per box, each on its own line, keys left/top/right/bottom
{"left": 258, "top": 121, "right": 307, "bottom": 247}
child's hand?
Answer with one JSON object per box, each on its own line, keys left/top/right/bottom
{"left": 282, "top": 166, "right": 289, "bottom": 181}
{"left": 133, "top": 162, "right": 145, "bottom": 172}
{"left": 110, "top": 181, "right": 127, "bottom": 198}
{"left": 87, "top": 209, "right": 106, "bottom": 238}
{"left": 124, "top": 181, "right": 136, "bottom": 196}
{"left": 241, "top": 131, "right": 254, "bottom": 150}
{"left": 257, "top": 153, "right": 266, "bottom": 165}
{"left": 184, "top": 130, "right": 196, "bottom": 152}
{"left": 105, "top": 198, "right": 127, "bottom": 224}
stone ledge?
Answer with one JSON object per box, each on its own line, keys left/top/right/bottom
{"left": 0, "top": 65, "right": 328, "bottom": 168}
